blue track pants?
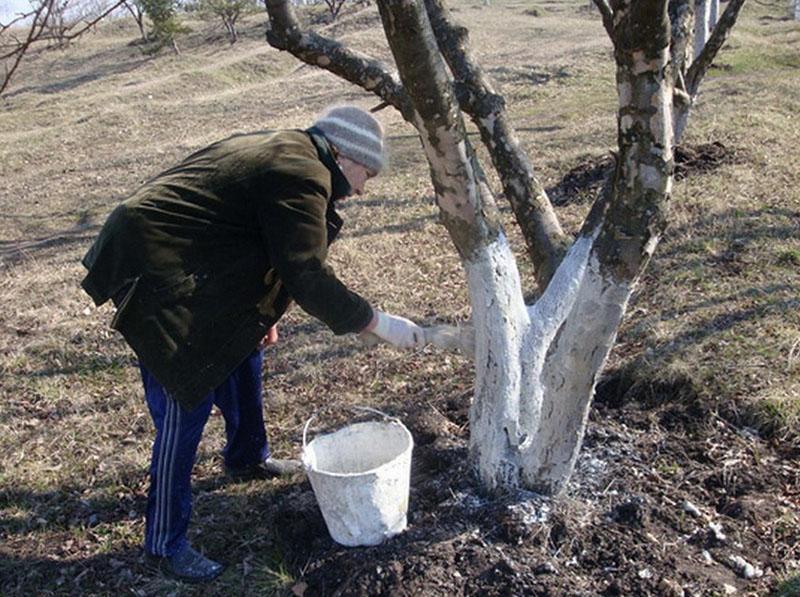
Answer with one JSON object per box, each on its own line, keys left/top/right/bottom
{"left": 140, "top": 350, "right": 268, "bottom": 557}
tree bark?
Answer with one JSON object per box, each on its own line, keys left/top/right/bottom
{"left": 265, "top": 0, "right": 415, "bottom": 119}
{"left": 424, "top": 0, "right": 569, "bottom": 290}
{"left": 675, "top": 0, "right": 747, "bottom": 140}
{"left": 693, "top": 0, "right": 710, "bottom": 59}
{"left": 264, "top": 0, "right": 743, "bottom": 496}
{"left": 522, "top": 0, "right": 674, "bottom": 494}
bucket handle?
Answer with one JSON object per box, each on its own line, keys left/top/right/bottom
{"left": 302, "top": 405, "right": 401, "bottom": 450}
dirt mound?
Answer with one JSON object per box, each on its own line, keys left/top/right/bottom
{"left": 264, "top": 389, "right": 796, "bottom": 595}
{"left": 547, "top": 142, "right": 741, "bottom": 206}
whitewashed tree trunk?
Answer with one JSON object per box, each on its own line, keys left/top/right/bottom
{"left": 266, "top": 0, "right": 746, "bottom": 495}
{"left": 675, "top": 0, "right": 746, "bottom": 141}
{"left": 710, "top": 0, "right": 719, "bottom": 26}
{"left": 373, "top": 0, "right": 674, "bottom": 494}
{"left": 795, "top": 0, "right": 800, "bottom": 21}
{"left": 694, "top": 0, "right": 711, "bottom": 58}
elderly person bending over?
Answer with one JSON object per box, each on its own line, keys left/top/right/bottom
{"left": 81, "top": 106, "right": 423, "bottom": 582}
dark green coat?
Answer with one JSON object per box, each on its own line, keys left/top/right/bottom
{"left": 81, "top": 129, "right": 373, "bottom": 410}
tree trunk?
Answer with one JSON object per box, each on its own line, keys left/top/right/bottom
{"left": 795, "top": 0, "right": 800, "bottom": 21}
{"left": 265, "top": 0, "right": 744, "bottom": 496}
{"left": 693, "top": 0, "right": 710, "bottom": 58}
{"left": 372, "top": 0, "right": 674, "bottom": 495}
{"left": 709, "top": 0, "right": 719, "bottom": 26}
{"left": 677, "top": 0, "right": 747, "bottom": 140}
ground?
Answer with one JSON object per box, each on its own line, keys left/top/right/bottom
{"left": 0, "top": 0, "right": 798, "bottom": 595}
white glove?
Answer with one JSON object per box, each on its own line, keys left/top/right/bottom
{"left": 370, "top": 311, "right": 426, "bottom": 349}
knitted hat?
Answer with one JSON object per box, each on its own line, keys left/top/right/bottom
{"left": 312, "top": 106, "right": 385, "bottom": 174}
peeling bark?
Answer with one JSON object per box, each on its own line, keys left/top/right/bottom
{"left": 598, "top": 0, "right": 672, "bottom": 283}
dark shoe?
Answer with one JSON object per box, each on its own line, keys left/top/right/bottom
{"left": 148, "top": 544, "right": 223, "bottom": 583}
{"left": 225, "top": 458, "right": 304, "bottom": 481}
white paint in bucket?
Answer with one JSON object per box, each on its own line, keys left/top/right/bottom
{"left": 302, "top": 411, "right": 414, "bottom": 547}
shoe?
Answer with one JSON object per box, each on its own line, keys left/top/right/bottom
{"left": 225, "top": 457, "right": 304, "bottom": 481}
{"left": 147, "top": 544, "right": 223, "bottom": 583}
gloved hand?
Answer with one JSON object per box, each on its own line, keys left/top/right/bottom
{"left": 367, "top": 311, "right": 426, "bottom": 349}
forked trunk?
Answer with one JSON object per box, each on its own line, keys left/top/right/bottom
{"left": 264, "top": 0, "right": 744, "bottom": 496}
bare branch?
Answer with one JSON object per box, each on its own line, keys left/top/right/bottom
{"left": 685, "top": 0, "right": 746, "bottom": 96}
{"left": 0, "top": 0, "right": 54, "bottom": 94}
{"left": 264, "top": 0, "right": 414, "bottom": 118}
{"left": 1, "top": 0, "right": 127, "bottom": 95}
{"left": 424, "top": 0, "right": 568, "bottom": 290}
{"left": 593, "top": 0, "right": 615, "bottom": 39}
{"left": 59, "top": 0, "right": 128, "bottom": 42}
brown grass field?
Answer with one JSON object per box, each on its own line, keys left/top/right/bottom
{"left": 1, "top": 0, "right": 799, "bottom": 594}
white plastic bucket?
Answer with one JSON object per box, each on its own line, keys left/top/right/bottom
{"left": 302, "top": 408, "right": 413, "bottom": 547}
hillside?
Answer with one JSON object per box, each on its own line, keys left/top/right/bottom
{"left": 1, "top": 1, "right": 798, "bottom": 595}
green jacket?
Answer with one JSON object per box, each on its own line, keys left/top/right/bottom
{"left": 81, "top": 128, "right": 373, "bottom": 410}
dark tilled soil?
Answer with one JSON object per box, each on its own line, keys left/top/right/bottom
{"left": 265, "top": 385, "right": 799, "bottom": 596}
{"left": 547, "top": 142, "right": 741, "bottom": 206}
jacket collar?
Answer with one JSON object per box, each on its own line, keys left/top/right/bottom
{"left": 306, "top": 126, "right": 352, "bottom": 202}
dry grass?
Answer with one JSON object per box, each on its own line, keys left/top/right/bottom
{"left": 1, "top": 0, "right": 798, "bottom": 593}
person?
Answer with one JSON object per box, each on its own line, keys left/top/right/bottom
{"left": 80, "top": 105, "right": 426, "bottom": 582}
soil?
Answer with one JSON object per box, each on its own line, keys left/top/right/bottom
{"left": 262, "top": 382, "right": 798, "bottom": 596}
{"left": 547, "top": 142, "right": 742, "bottom": 206}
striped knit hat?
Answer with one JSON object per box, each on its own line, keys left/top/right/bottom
{"left": 313, "top": 106, "right": 385, "bottom": 174}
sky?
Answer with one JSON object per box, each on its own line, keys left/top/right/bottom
{"left": 1, "top": 0, "right": 34, "bottom": 22}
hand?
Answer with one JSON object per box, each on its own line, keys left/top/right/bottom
{"left": 365, "top": 311, "right": 425, "bottom": 349}
{"left": 258, "top": 325, "right": 279, "bottom": 349}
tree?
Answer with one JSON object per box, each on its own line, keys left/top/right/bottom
{"left": 1, "top": 0, "right": 126, "bottom": 95}
{"left": 694, "top": 0, "right": 711, "bottom": 59}
{"left": 194, "top": 0, "right": 258, "bottom": 43}
{"left": 265, "top": 0, "right": 747, "bottom": 495}
{"left": 322, "top": 0, "right": 347, "bottom": 20}
{"left": 122, "top": 0, "right": 148, "bottom": 42}
{"left": 795, "top": 0, "right": 799, "bottom": 20}
{"left": 710, "top": 0, "right": 719, "bottom": 25}
{"left": 139, "top": 0, "right": 184, "bottom": 53}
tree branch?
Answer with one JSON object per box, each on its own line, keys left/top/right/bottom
{"left": 1, "top": 0, "right": 127, "bottom": 95}
{"left": 685, "top": 0, "right": 746, "bottom": 96}
{"left": 375, "top": 0, "right": 500, "bottom": 260}
{"left": 424, "top": 0, "right": 569, "bottom": 290}
{"left": 592, "top": 0, "right": 615, "bottom": 39}
{"left": 59, "top": 0, "right": 128, "bottom": 42}
{"left": 264, "top": 0, "right": 414, "bottom": 119}
{"left": 0, "top": 0, "right": 53, "bottom": 94}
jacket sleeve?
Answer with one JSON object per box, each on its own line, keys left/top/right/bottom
{"left": 257, "top": 176, "right": 373, "bottom": 335}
